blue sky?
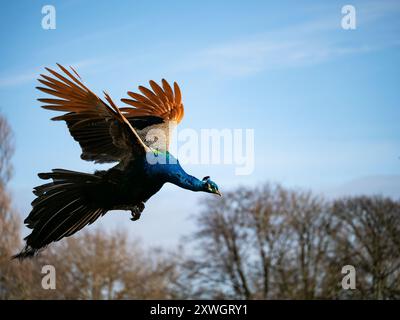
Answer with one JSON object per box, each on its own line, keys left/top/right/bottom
{"left": 1, "top": 0, "right": 399, "bottom": 247}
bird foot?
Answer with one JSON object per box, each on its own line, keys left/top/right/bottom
{"left": 130, "top": 202, "right": 145, "bottom": 221}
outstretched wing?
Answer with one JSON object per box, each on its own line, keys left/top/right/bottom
{"left": 37, "top": 64, "right": 149, "bottom": 165}
{"left": 121, "top": 79, "right": 184, "bottom": 151}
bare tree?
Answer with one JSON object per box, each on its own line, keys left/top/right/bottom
{"left": 0, "top": 114, "right": 14, "bottom": 186}
{"left": 178, "top": 184, "right": 336, "bottom": 299}
{"left": 273, "top": 189, "right": 340, "bottom": 299}
{"left": 331, "top": 196, "right": 400, "bottom": 299}
{"left": 0, "top": 113, "right": 42, "bottom": 300}
{"left": 178, "top": 184, "right": 400, "bottom": 299}
{"left": 3, "top": 229, "right": 178, "bottom": 300}
{"left": 38, "top": 229, "right": 178, "bottom": 299}
{"left": 0, "top": 113, "right": 20, "bottom": 298}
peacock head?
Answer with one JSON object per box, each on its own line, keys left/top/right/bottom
{"left": 201, "top": 176, "right": 221, "bottom": 196}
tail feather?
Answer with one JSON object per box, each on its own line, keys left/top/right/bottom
{"left": 13, "top": 169, "right": 107, "bottom": 260}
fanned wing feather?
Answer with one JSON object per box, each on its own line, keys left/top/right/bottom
{"left": 37, "top": 64, "right": 148, "bottom": 164}
{"left": 121, "top": 79, "right": 185, "bottom": 151}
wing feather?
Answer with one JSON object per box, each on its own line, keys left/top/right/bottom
{"left": 120, "top": 79, "right": 185, "bottom": 151}
{"left": 162, "top": 79, "right": 174, "bottom": 103}
{"left": 37, "top": 64, "right": 148, "bottom": 164}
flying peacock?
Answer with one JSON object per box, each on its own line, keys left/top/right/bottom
{"left": 13, "top": 64, "right": 221, "bottom": 259}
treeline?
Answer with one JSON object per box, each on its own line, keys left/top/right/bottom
{"left": 0, "top": 113, "right": 399, "bottom": 299}
{"left": 180, "top": 185, "right": 400, "bottom": 299}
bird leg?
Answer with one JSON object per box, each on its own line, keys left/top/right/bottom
{"left": 110, "top": 203, "right": 146, "bottom": 221}
{"left": 130, "top": 202, "right": 145, "bottom": 221}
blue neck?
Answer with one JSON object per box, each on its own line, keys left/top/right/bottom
{"left": 167, "top": 170, "right": 204, "bottom": 192}
{"left": 144, "top": 152, "right": 204, "bottom": 192}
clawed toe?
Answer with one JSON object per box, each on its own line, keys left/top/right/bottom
{"left": 130, "top": 202, "right": 145, "bottom": 221}
{"left": 130, "top": 212, "right": 141, "bottom": 221}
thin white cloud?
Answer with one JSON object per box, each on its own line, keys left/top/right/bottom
{"left": 177, "top": 0, "right": 399, "bottom": 76}
{"left": 177, "top": 35, "right": 373, "bottom": 76}
{"left": 0, "top": 71, "right": 37, "bottom": 87}
{"left": 0, "top": 59, "right": 101, "bottom": 88}
{"left": 359, "top": 0, "right": 400, "bottom": 22}
{"left": 2, "top": 0, "right": 399, "bottom": 85}
{"left": 322, "top": 175, "right": 400, "bottom": 200}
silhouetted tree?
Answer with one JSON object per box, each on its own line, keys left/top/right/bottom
{"left": 178, "top": 184, "right": 400, "bottom": 299}
{"left": 0, "top": 114, "right": 13, "bottom": 186}
{"left": 177, "top": 184, "right": 335, "bottom": 299}
{"left": 37, "top": 230, "right": 178, "bottom": 299}
{"left": 0, "top": 113, "right": 49, "bottom": 299}
{"left": 331, "top": 196, "right": 400, "bottom": 299}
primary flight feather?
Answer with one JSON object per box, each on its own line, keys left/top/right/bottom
{"left": 14, "top": 64, "right": 221, "bottom": 259}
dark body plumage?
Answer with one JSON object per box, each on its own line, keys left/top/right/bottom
{"left": 14, "top": 65, "right": 220, "bottom": 259}
{"left": 17, "top": 152, "right": 202, "bottom": 259}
